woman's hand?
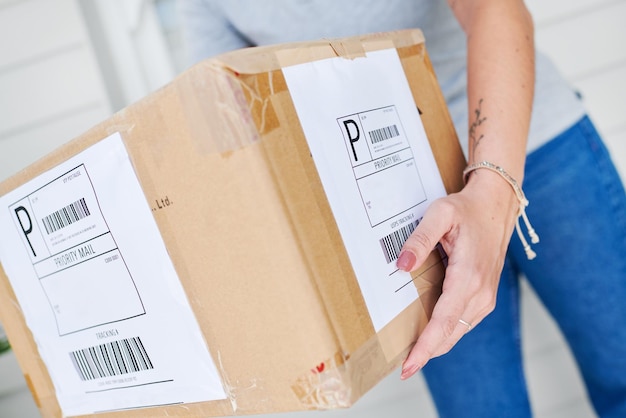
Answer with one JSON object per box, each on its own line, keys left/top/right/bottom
{"left": 398, "top": 168, "right": 519, "bottom": 379}
{"left": 396, "top": 0, "right": 534, "bottom": 379}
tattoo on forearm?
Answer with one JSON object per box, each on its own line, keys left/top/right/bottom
{"left": 469, "top": 98, "right": 487, "bottom": 157}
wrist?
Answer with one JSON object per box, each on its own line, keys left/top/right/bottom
{"left": 463, "top": 161, "right": 540, "bottom": 259}
{"left": 463, "top": 161, "right": 525, "bottom": 214}
{"left": 463, "top": 167, "right": 519, "bottom": 220}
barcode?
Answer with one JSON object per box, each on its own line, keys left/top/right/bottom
{"left": 69, "top": 336, "right": 153, "bottom": 381}
{"left": 380, "top": 219, "right": 420, "bottom": 263}
{"left": 42, "top": 197, "right": 90, "bottom": 235}
{"left": 368, "top": 124, "right": 400, "bottom": 144}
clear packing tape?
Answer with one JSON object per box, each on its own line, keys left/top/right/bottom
{"left": 291, "top": 247, "right": 446, "bottom": 410}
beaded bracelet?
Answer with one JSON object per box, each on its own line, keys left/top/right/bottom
{"left": 463, "top": 161, "right": 540, "bottom": 260}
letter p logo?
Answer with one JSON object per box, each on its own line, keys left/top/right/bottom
{"left": 14, "top": 206, "right": 36, "bottom": 257}
{"left": 342, "top": 119, "right": 361, "bottom": 161}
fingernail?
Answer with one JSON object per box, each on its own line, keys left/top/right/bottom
{"left": 397, "top": 251, "right": 416, "bottom": 271}
{"left": 400, "top": 363, "right": 420, "bottom": 380}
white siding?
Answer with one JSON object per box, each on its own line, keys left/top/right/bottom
{"left": 0, "top": 0, "right": 111, "bottom": 181}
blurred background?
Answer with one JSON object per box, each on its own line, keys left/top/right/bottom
{"left": 0, "top": 0, "right": 624, "bottom": 417}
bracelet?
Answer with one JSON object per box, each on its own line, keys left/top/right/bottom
{"left": 463, "top": 161, "right": 540, "bottom": 260}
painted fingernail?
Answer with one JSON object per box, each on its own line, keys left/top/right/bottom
{"left": 400, "top": 363, "right": 420, "bottom": 380}
{"left": 397, "top": 251, "right": 416, "bottom": 272}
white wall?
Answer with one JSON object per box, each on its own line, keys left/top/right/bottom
{"left": 0, "top": 0, "right": 112, "bottom": 181}
{"left": 1, "top": 1, "right": 625, "bottom": 417}
{"left": 0, "top": 0, "right": 175, "bottom": 182}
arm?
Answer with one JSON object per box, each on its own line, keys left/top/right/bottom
{"left": 399, "top": 0, "right": 535, "bottom": 379}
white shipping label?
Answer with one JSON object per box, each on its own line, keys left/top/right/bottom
{"left": 0, "top": 133, "right": 226, "bottom": 416}
{"left": 282, "top": 48, "right": 448, "bottom": 331}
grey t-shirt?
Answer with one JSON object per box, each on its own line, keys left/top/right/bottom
{"left": 179, "top": 0, "right": 586, "bottom": 157}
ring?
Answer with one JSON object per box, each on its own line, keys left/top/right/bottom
{"left": 458, "top": 319, "right": 472, "bottom": 331}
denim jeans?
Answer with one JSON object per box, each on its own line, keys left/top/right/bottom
{"left": 422, "top": 116, "right": 626, "bottom": 417}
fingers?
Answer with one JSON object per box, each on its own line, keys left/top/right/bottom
{"left": 400, "top": 256, "right": 498, "bottom": 378}
{"left": 400, "top": 313, "right": 471, "bottom": 379}
{"left": 400, "top": 277, "right": 470, "bottom": 379}
{"left": 396, "top": 199, "right": 454, "bottom": 272}
{"left": 395, "top": 194, "right": 503, "bottom": 380}
{"left": 394, "top": 198, "right": 469, "bottom": 379}
{"left": 458, "top": 319, "right": 473, "bottom": 332}
{"left": 400, "top": 269, "right": 497, "bottom": 379}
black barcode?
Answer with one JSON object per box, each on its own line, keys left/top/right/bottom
{"left": 380, "top": 219, "right": 420, "bottom": 263}
{"left": 69, "top": 336, "right": 153, "bottom": 381}
{"left": 368, "top": 124, "right": 400, "bottom": 144}
{"left": 42, "top": 197, "right": 90, "bottom": 235}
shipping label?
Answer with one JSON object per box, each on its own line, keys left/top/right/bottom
{"left": 0, "top": 133, "right": 226, "bottom": 416}
{"left": 282, "top": 48, "right": 447, "bottom": 331}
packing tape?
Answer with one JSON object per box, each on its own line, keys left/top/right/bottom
{"left": 237, "top": 70, "right": 286, "bottom": 136}
{"left": 177, "top": 62, "right": 290, "bottom": 155}
{"left": 177, "top": 62, "right": 261, "bottom": 155}
{"left": 291, "top": 351, "right": 351, "bottom": 410}
{"left": 214, "top": 350, "right": 270, "bottom": 414}
{"left": 291, "top": 247, "right": 445, "bottom": 409}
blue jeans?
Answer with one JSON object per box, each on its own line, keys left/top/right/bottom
{"left": 422, "top": 116, "right": 626, "bottom": 417}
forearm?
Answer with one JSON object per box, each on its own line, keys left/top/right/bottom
{"left": 399, "top": 0, "right": 537, "bottom": 376}
{"left": 450, "top": 0, "right": 535, "bottom": 183}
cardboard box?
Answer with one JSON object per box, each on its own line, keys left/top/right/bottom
{"left": 0, "top": 29, "right": 465, "bottom": 417}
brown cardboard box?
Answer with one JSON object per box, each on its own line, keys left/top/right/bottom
{"left": 0, "top": 29, "right": 465, "bottom": 417}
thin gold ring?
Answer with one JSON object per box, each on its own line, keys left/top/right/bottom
{"left": 459, "top": 319, "right": 472, "bottom": 332}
